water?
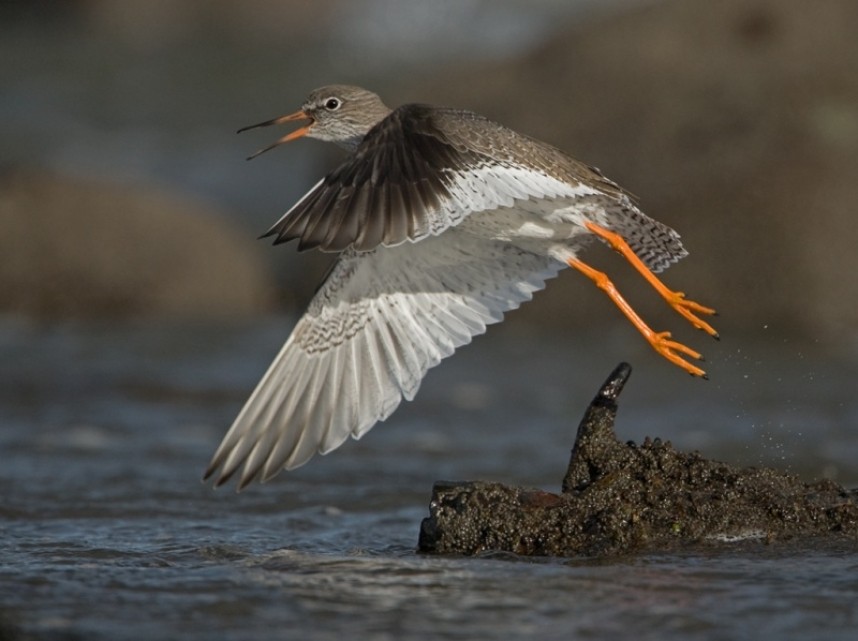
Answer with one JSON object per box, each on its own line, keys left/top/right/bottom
{"left": 2, "top": 318, "right": 858, "bottom": 640}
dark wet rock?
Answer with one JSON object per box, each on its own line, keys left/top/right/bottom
{"left": 419, "top": 364, "right": 858, "bottom": 557}
{"left": 0, "top": 169, "right": 275, "bottom": 320}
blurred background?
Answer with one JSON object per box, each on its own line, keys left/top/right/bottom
{"left": 2, "top": 0, "right": 857, "bottom": 339}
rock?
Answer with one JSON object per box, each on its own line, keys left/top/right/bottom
{"left": 406, "top": 0, "right": 858, "bottom": 338}
{"left": 0, "top": 169, "right": 275, "bottom": 320}
{"left": 418, "top": 363, "right": 858, "bottom": 557}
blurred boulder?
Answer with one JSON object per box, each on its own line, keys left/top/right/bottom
{"left": 0, "top": 170, "right": 275, "bottom": 320}
{"left": 408, "top": 0, "right": 858, "bottom": 339}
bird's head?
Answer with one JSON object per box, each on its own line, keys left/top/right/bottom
{"left": 239, "top": 85, "right": 392, "bottom": 158}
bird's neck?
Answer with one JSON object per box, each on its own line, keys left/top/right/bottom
{"left": 332, "top": 134, "right": 367, "bottom": 153}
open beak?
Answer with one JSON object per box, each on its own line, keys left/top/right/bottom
{"left": 238, "top": 110, "right": 314, "bottom": 160}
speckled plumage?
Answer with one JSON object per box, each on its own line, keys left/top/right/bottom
{"left": 205, "top": 86, "right": 701, "bottom": 489}
{"left": 262, "top": 102, "right": 686, "bottom": 270}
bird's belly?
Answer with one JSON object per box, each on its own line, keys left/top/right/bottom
{"left": 459, "top": 201, "right": 592, "bottom": 245}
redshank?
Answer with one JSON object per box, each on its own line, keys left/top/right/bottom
{"left": 205, "top": 85, "right": 717, "bottom": 489}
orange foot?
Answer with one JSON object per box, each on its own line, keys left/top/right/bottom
{"left": 568, "top": 258, "right": 708, "bottom": 378}
{"left": 583, "top": 221, "right": 718, "bottom": 338}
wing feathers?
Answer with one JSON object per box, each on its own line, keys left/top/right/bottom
{"left": 259, "top": 104, "right": 634, "bottom": 254}
{"left": 205, "top": 230, "right": 563, "bottom": 487}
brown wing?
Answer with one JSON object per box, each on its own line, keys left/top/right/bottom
{"left": 260, "top": 104, "right": 684, "bottom": 269}
{"left": 261, "top": 104, "right": 488, "bottom": 253}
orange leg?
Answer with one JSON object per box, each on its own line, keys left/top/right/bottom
{"left": 568, "top": 257, "right": 708, "bottom": 378}
{"left": 568, "top": 258, "right": 708, "bottom": 378}
{"left": 584, "top": 221, "right": 718, "bottom": 338}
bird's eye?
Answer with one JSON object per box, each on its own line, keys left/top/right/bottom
{"left": 324, "top": 98, "right": 341, "bottom": 111}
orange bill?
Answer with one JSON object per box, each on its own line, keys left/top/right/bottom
{"left": 238, "top": 110, "right": 314, "bottom": 160}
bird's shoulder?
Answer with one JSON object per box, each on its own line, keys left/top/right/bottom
{"left": 360, "top": 103, "right": 510, "bottom": 152}
{"left": 358, "top": 103, "right": 628, "bottom": 200}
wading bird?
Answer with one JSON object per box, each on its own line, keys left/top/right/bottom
{"left": 205, "top": 85, "right": 717, "bottom": 489}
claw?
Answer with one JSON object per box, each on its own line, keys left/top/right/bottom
{"left": 650, "top": 331, "right": 707, "bottom": 378}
